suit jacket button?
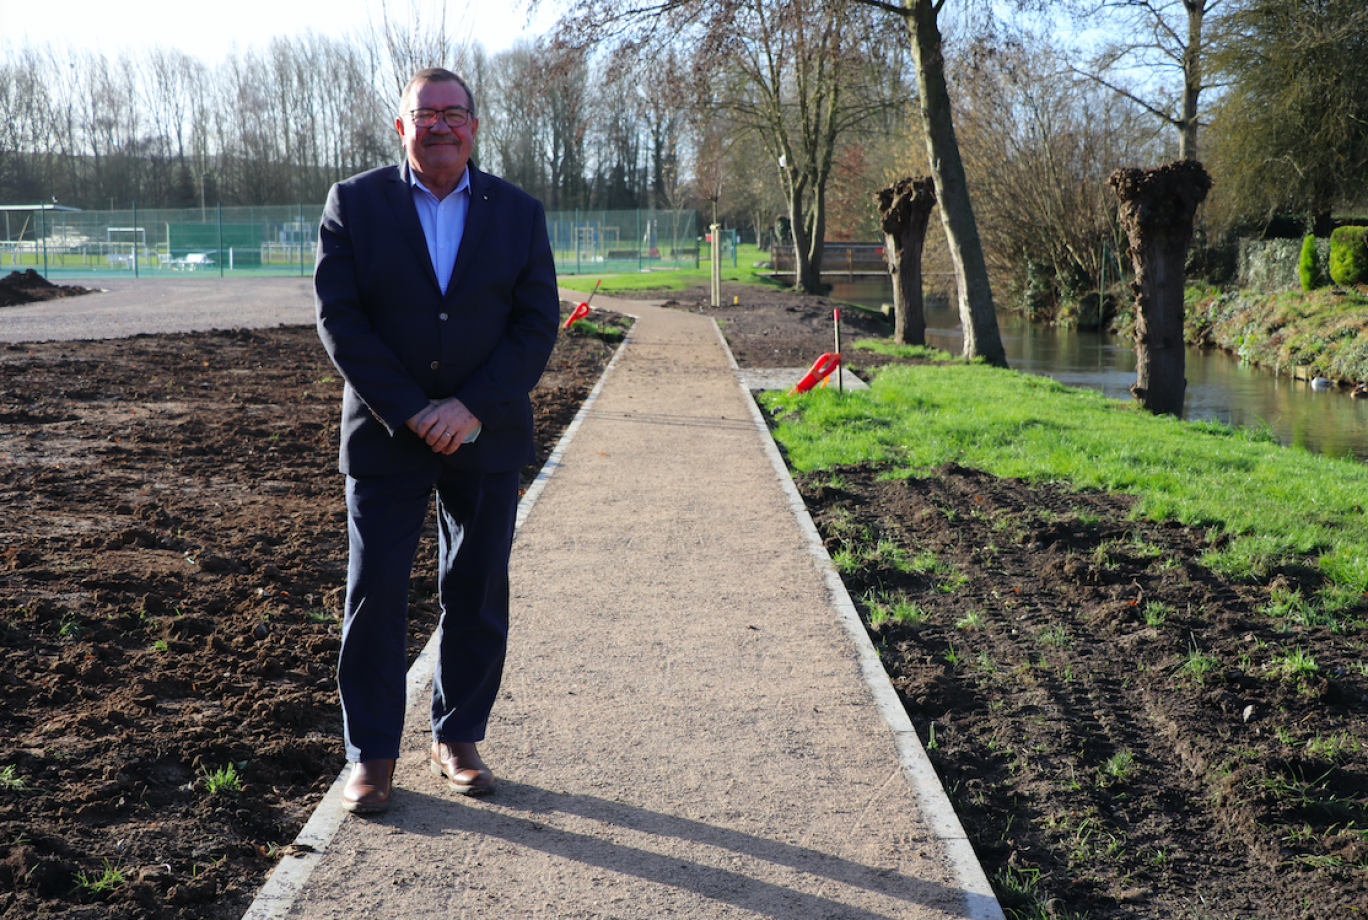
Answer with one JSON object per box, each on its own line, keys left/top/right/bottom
{"left": 430, "top": 361, "right": 440, "bottom": 370}
{"left": 439, "top": 313, "right": 448, "bottom": 321}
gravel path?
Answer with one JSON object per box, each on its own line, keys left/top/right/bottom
{"left": 0, "top": 277, "right": 316, "bottom": 342}
{"left": 256, "top": 294, "right": 998, "bottom": 920}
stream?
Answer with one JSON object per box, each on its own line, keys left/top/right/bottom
{"left": 829, "top": 280, "right": 1368, "bottom": 463}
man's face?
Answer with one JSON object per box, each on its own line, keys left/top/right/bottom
{"left": 396, "top": 79, "right": 478, "bottom": 184}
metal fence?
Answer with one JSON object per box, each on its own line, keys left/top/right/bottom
{"left": 546, "top": 208, "right": 700, "bottom": 275}
{"left": 2, "top": 205, "right": 322, "bottom": 278}
{"left": 3, "top": 204, "right": 700, "bottom": 281}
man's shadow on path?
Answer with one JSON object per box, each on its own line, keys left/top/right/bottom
{"left": 372, "top": 779, "right": 988, "bottom": 920}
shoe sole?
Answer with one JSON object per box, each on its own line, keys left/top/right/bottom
{"left": 429, "top": 759, "right": 494, "bottom": 796}
{"left": 341, "top": 797, "right": 391, "bottom": 814}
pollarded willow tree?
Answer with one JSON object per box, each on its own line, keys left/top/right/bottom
{"left": 542, "top": 0, "right": 910, "bottom": 294}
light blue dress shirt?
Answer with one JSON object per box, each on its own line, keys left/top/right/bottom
{"left": 409, "top": 167, "right": 471, "bottom": 295}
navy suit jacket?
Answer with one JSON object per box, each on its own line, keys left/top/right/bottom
{"left": 315, "top": 162, "right": 560, "bottom": 477}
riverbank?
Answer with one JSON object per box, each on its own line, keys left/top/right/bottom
{"left": 1184, "top": 285, "right": 1368, "bottom": 388}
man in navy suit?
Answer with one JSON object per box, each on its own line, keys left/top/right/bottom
{"left": 315, "top": 67, "right": 559, "bottom": 813}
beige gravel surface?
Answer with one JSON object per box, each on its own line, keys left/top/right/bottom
{"left": 249, "top": 293, "right": 1001, "bottom": 920}
{"left": 0, "top": 276, "right": 316, "bottom": 342}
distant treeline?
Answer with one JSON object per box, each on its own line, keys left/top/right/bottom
{"left": 0, "top": 30, "right": 687, "bottom": 216}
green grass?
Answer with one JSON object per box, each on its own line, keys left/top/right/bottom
{"left": 73, "top": 859, "right": 127, "bottom": 899}
{"left": 851, "top": 340, "right": 955, "bottom": 362}
{"left": 559, "top": 244, "right": 782, "bottom": 294}
{"left": 1098, "top": 750, "right": 1139, "bottom": 786}
{"left": 1142, "top": 601, "right": 1173, "bottom": 626}
{"left": 863, "top": 590, "right": 931, "bottom": 627}
{"left": 956, "top": 609, "right": 987, "bottom": 631}
{"left": 761, "top": 360, "right": 1368, "bottom": 616}
{"left": 1177, "top": 644, "right": 1221, "bottom": 686}
{"left": 201, "top": 762, "right": 243, "bottom": 796}
{"left": 0, "top": 764, "right": 32, "bottom": 793}
{"left": 1267, "top": 647, "right": 1320, "bottom": 687}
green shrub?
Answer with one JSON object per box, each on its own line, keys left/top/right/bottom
{"left": 1328, "top": 226, "right": 1368, "bottom": 286}
{"left": 1298, "top": 235, "right": 1326, "bottom": 290}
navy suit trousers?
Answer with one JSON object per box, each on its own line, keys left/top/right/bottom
{"left": 338, "top": 466, "right": 519, "bottom": 762}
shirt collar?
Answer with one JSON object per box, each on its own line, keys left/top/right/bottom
{"left": 408, "top": 165, "right": 471, "bottom": 200}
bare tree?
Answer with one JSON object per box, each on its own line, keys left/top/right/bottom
{"left": 482, "top": 43, "right": 547, "bottom": 194}
{"left": 542, "top": 0, "right": 907, "bottom": 294}
{"left": 634, "top": 52, "right": 687, "bottom": 210}
{"left": 0, "top": 45, "right": 52, "bottom": 202}
{"left": 361, "top": 0, "right": 471, "bottom": 96}
{"left": 853, "top": 0, "right": 1007, "bottom": 366}
{"left": 953, "top": 34, "right": 1162, "bottom": 323}
{"left": 1070, "top": 0, "right": 1222, "bottom": 161}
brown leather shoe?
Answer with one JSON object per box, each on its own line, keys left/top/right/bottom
{"left": 430, "top": 741, "right": 494, "bottom": 796}
{"left": 342, "top": 758, "right": 395, "bottom": 814}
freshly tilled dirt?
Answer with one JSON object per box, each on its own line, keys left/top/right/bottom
{"left": 2, "top": 274, "right": 1365, "bottom": 920}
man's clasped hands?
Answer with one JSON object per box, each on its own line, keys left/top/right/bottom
{"left": 407, "top": 398, "right": 481, "bottom": 454}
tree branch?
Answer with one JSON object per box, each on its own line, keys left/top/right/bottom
{"left": 1069, "top": 64, "right": 1177, "bottom": 127}
{"left": 848, "top": 0, "right": 910, "bottom": 18}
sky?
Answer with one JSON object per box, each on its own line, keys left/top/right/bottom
{"left": 5, "top": 0, "right": 560, "bottom": 63}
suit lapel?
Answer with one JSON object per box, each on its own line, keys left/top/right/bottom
{"left": 386, "top": 162, "right": 442, "bottom": 292}
{"left": 445, "top": 166, "right": 492, "bottom": 301}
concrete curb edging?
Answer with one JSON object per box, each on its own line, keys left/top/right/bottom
{"left": 715, "top": 320, "right": 1006, "bottom": 920}
{"left": 239, "top": 309, "right": 639, "bottom": 920}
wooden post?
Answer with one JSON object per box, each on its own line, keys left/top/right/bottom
{"left": 874, "top": 177, "right": 937, "bottom": 346}
{"left": 1109, "top": 160, "right": 1212, "bottom": 417}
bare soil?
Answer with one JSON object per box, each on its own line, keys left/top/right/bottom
{"left": 2, "top": 273, "right": 1365, "bottom": 920}
{"left": 0, "top": 271, "right": 624, "bottom": 919}
{"left": 0, "top": 270, "right": 97, "bottom": 308}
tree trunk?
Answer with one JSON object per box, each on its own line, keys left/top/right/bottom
{"left": 875, "top": 177, "right": 937, "bottom": 346}
{"left": 903, "top": 0, "right": 1007, "bottom": 367}
{"left": 1178, "top": 0, "right": 1206, "bottom": 160}
{"left": 806, "top": 181, "right": 828, "bottom": 291}
{"left": 1109, "top": 160, "right": 1212, "bottom": 417}
{"left": 783, "top": 165, "right": 821, "bottom": 294}
{"left": 789, "top": 193, "right": 817, "bottom": 293}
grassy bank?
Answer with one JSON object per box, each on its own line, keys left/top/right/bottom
{"left": 763, "top": 346, "right": 1368, "bottom": 624}
{"left": 1185, "top": 285, "right": 1368, "bottom": 385}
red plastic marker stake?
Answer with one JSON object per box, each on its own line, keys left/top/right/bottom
{"left": 563, "top": 301, "right": 591, "bottom": 328}
{"left": 789, "top": 352, "right": 842, "bottom": 395}
{"left": 563, "top": 279, "right": 603, "bottom": 329}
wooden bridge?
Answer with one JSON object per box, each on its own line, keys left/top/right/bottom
{"left": 768, "top": 242, "right": 890, "bottom": 279}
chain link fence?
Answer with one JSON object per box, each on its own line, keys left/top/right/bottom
{"left": 3, "top": 205, "right": 699, "bottom": 281}
{"left": 2, "top": 205, "right": 321, "bottom": 278}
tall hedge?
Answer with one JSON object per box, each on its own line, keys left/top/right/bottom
{"left": 1329, "top": 226, "right": 1368, "bottom": 286}
{"left": 1298, "top": 234, "right": 1326, "bottom": 290}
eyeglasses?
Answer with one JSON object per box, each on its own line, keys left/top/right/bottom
{"left": 407, "top": 106, "right": 472, "bottom": 128}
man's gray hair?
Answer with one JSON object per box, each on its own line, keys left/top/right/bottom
{"left": 400, "top": 68, "right": 477, "bottom": 118}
